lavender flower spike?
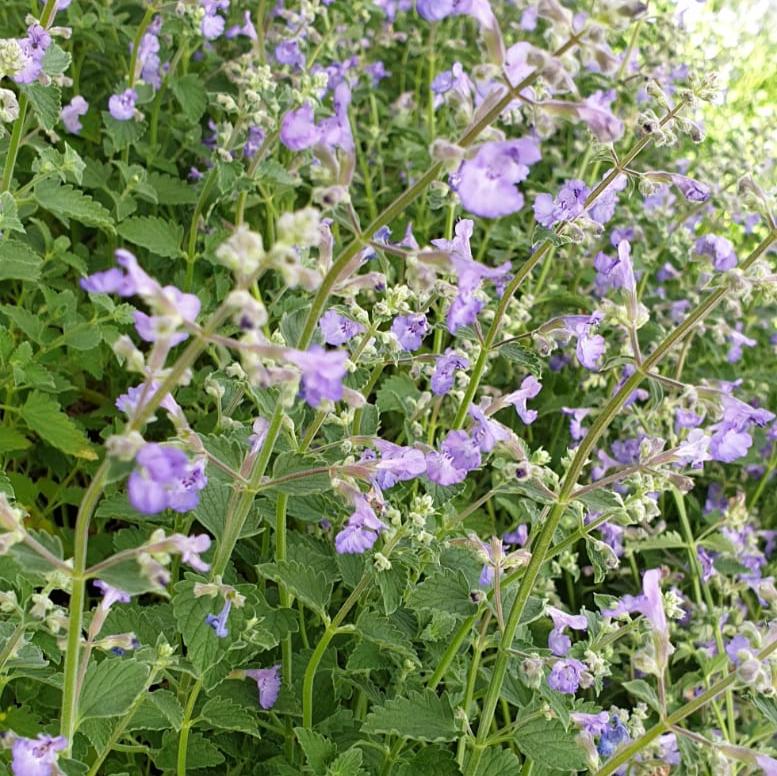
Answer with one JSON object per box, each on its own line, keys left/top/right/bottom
{"left": 288, "top": 346, "right": 348, "bottom": 407}
{"left": 319, "top": 309, "right": 365, "bottom": 346}
{"left": 431, "top": 350, "right": 469, "bottom": 395}
{"left": 11, "top": 734, "right": 67, "bottom": 776}
{"left": 547, "top": 605, "right": 588, "bottom": 656}
{"left": 108, "top": 88, "right": 138, "bottom": 121}
{"left": 335, "top": 494, "right": 387, "bottom": 554}
{"left": 502, "top": 375, "right": 542, "bottom": 424}
{"left": 426, "top": 430, "right": 481, "bottom": 486}
{"left": 391, "top": 313, "right": 428, "bottom": 351}
{"left": 206, "top": 598, "right": 232, "bottom": 638}
{"left": 245, "top": 665, "right": 281, "bottom": 709}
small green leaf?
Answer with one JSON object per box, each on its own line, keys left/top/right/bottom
{"left": 148, "top": 172, "right": 198, "bottom": 205}
{"left": 171, "top": 75, "right": 208, "bottom": 123}
{"left": 294, "top": 728, "right": 337, "bottom": 774}
{"left": 269, "top": 453, "right": 331, "bottom": 496}
{"left": 498, "top": 342, "right": 543, "bottom": 378}
{"left": 622, "top": 679, "right": 661, "bottom": 712}
{"left": 117, "top": 215, "right": 184, "bottom": 258}
{"left": 0, "top": 427, "right": 31, "bottom": 452}
{"left": 325, "top": 748, "right": 364, "bottom": 776}
{"left": 407, "top": 569, "right": 476, "bottom": 618}
{"left": 362, "top": 690, "right": 457, "bottom": 742}
{"left": 20, "top": 391, "right": 96, "bottom": 459}
{"left": 79, "top": 657, "right": 150, "bottom": 722}
{"left": 154, "top": 730, "right": 224, "bottom": 770}
{"left": 34, "top": 179, "right": 114, "bottom": 232}
{"left": 468, "top": 747, "right": 522, "bottom": 776}
{"left": 22, "top": 83, "right": 61, "bottom": 130}
{"left": 127, "top": 690, "right": 183, "bottom": 732}
{"left": 256, "top": 560, "right": 332, "bottom": 616}
{"left": 514, "top": 717, "right": 587, "bottom": 771}
{"left": 0, "top": 240, "right": 43, "bottom": 282}
{"left": 0, "top": 192, "right": 25, "bottom": 233}
{"left": 41, "top": 43, "right": 71, "bottom": 77}
{"left": 376, "top": 374, "right": 421, "bottom": 414}
{"left": 201, "top": 697, "right": 260, "bottom": 736}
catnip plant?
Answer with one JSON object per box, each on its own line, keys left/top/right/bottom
{"left": 0, "top": 0, "right": 776, "bottom": 774}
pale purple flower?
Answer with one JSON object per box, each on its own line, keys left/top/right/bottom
{"left": 391, "top": 313, "right": 428, "bottom": 351}
{"left": 665, "top": 172, "right": 710, "bottom": 202}
{"left": 80, "top": 267, "right": 129, "bottom": 295}
{"left": 673, "top": 429, "right": 711, "bottom": 468}
{"left": 245, "top": 665, "right": 281, "bottom": 709}
{"left": 370, "top": 440, "right": 427, "bottom": 489}
{"left": 547, "top": 606, "right": 588, "bottom": 656}
{"left": 136, "top": 16, "right": 162, "bottom": 88}
{"left": 468, "top": 404, "right": 511, "bottom": 453}
{"left": 520, "top": 5, "right": 538, "bottom": 29}
{"left": 694, "top": 234, "right": 737, "bottom": 271}
{"left": 576, "top": 90, "right": 624, "bottom": 143}
{"left": 547, "top": 658, "right": 586, "bottom": 694}
{"left": 116, "top": 382, "right": 180, "bottom": 420}
{"left": 13, "top": 24, "right": 51, "bottom": 84}
{"left": 365, "top": 61, "right": 389, "bottom": 86}
{"left": 594, "top": 239, "right": 636, "bottom": 296}
{"left": 279, "top": 103, "right": 319, "bottom": 150}
{"left": 127, "top": 444, "right": 207, "bottom": 514}
{"left": 94, "top": 580, "right": 131, "bottom": 610}
{"left": 727, "top": 327, "right": 756, "bottom": 363}
{"left": 335, "top": 495, "right": 386, "bottom": 554}
{"left": 675, "top": 408, "right": 703, "bottom": 430}
{"left": 534, "top": 179, "right": 590, "bottom": 228}
{"left": 275, "top": 40, "right": 305, "bottom": 69}
{"left": 319, "top": 310, "right": 365, "bottom": 346}
{"left": 288, "top": 346, "right": 348, "bottom": 407}
{"left": 108, "top": 88, "right": 138, "bottom": 121}
{"left": 502, "top": 375, "right": 542, "bottom": 424}
{"left": 504, "top": 524, "right": 528, "bottom": 546}
{"left": 431, "top": 350, "right": 469, "bottom": 395}
{"left": 571, "top": 711, "right": 610, "bottom": 737}
{"left": 426, "top": 430, "right": 481, "bottom": 486}
{"left": 587, "top": 173, "right": 628, "bottom": 225}
{"left": 11, "top": 734, "right": 67, "bottom": 776}
{"left": 206, "top": 598, "right": 232, "bottom": 638}
{"left": 201, "top": 12, "right": 225, "bottom": 39}
{"left": 562, "top": 312, "right": 606, "bottom": 370}
{"left": 169, "top": 533, "right": 212, "bottom": 572}
{"left": 60, "top": 95, "right": 88, "bottom": 134}
{"left": 597, "top": 717, "right": 629, "bottom": 758}
{"left": 709, "top": 394, "right": 775, "bottom": 463}
{"left": 562, "top": 407, "right": 591, "bottom": 442}
{"left": 454, "top": 138, "right": 541, "bottom": 218}
{"left": 697, "top": 546, "right": 717, "bottom": 582}
{"left": 226, "top": 11, "right": 257, "bottom": 39}
{"left": 243, "top": 126, "right": 265, "bottom": 158}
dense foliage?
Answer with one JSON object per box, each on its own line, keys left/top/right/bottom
{"left": 1, "top": 0, "right": 776, "bottom": 774}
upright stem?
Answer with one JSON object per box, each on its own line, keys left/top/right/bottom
{"left": 464, "top": 229, "right": 777, "bottom": 775}
{"left": 177, "top": 679, "right": 203, "bottom": 776}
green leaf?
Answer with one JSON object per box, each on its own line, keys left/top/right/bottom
{"left": 376, "top": 374, "right": 421, "bottom": 414}
{"left": 294, "top": 728, "right": 337, "bottom": 774}
{"left": 127, "top": 689, "right": 183, "bottom": 732}
{"left": 34, "top": 179, "right": 114, "bottom": 232}
{"left": 20, "top": 391, "right": 96, "bottom": 459}
{"left": 0, "top": 427, "right": 31, "bottom": 452}
{"left": 42, "top": 43, "right": 71, "bottom": 77}
{"left": 396, "top": 748, "right": 460, "bottom": 776}
{"left": 117, "top": 215, "right": 184, "bottom": 259}
{"left": 172, "top": 578, "right": 227, "bottom": 679}
{"left": 325, "top": 748, "right": 364, "bottom": 776}
{"left": 78, "top": 657, "right": 150, "bottom": 722}
{"left": 407, "top": 569, "right": 476, "bottom": 618}
{"left": 148, "top": 172, "right": 198, "bottom": 205}
{"left": 356, "top": 609, "right": 418, "bottom": 663}
{"left": 469, "top": 747, "right": 522, "bottom": 776}
{"left": 22, "top": 83, "right": 61, "bottom": 130}
{"left": 155, "top": 730, "right": 224, "bottom": 770}
{"left": 0, "top": 192, "right": 25, "bottom": 233}
{"left": 101, "top": 112, "right": 147, "bottom": 152}
{"left": 514, "top": 717, "right": 587, "bottom": 771}
{"left": 200, "top": 696, "right": 260, "bottom": 735}
{"left": 171, "top": 74, "right": 208, "bottom": 123}
{"left": 362, "top": 690, "right": 457, "bottom": 742}
{"left": 0, "top": 240, "right": 43, "bottom": 282}
{"left": 376, "top": 563, "right": 407, "bottom": 616}
{"left": 498, "top": 342, "right": 543, "bottom": 378}
{"left": 269, "top": 453, "right": 331, "bottom": 496}
{"left": 622, "top": 679, "right": 661, "bottom": 712}
{"left": 256, "top": 560, "right": 332, "bottom": 617}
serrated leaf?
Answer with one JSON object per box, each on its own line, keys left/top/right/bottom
{"left": 0, "top": 240, "right": 43, "bottom": 282}
{"left": 155, "top": 730, "right": 224, "bottom": 770}
{"left": 201, "top": 696, "right": 260, "bottom": 736}
{"left": 0, "top": 192, "right": 25, "bottom": 233}
{"left": 34, "top": 179, "right": 114, "bottom": 232}
{"left": 396, "top": 748, "right": 460, "bottom": 776}
{"left": 20, "top": 391, "right": 96, "bottom": 459}
{"left": 148, "top": 172, "right": 198, "bottom": 205}
{"left": 514, "top": 717, "right": 587, "bottom": 771}
{"left": 356, "top": 609, "right": 418, "bottom": 663}
{"left": 325, "top": 748, "right": 364, "bottom": 776}
{"left": 171, "top": 74, "right": 208, "bottom": 123}
{"left": 117, "top": 215, "right": 183, "bottom": 258}
{"left": 498, "top": 342, "right": 543, "bottom": 378}
{"left": 269, "top": 453, "right": 331, "bottom": 496}
{"left": 78, "top": 657, "right": 150, "bottom": 722}
{"left": 376, "top": 374, "right": 421, "bottom": 414}
{"left": 294, "top": 728, "right": 337, "bottom": 774}
{"left": 362, "top": 690, "right": 457, "bottom": 742}
{"left": 102, "top": 112, "right": 146, "bottom": 152}
{"left": 22, "top": 83, "right": 61, "bottom": 130}
{"left": 0, "top": 427, "right": 31, "bottom": 452}
{"left": 257, "top": 560, "right": 332, "bottom": 616}
{"left": 172, "top": 578, "right": 227, "bottom": 679}
{"left": 468, "top": 747, "right": 522, "bottom": 776}
{"left": 377, "top": 563, "right": 407, "bottom": 616}
{"left": 622, "top": 679, "right": 661, "bottom": 713}
{"left": 127, "top": 689, "right": 183, "bottom": 731}
{"left": 407, "top": 569, "right": 476, "bottom": 618}
{"left": 42, "top": 44, "right": 71, "bottom": 77}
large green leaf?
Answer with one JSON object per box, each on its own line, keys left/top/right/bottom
{"left": 362, "top": 690, "right": 457, "bottom": 742}
{"left": 20, "top": 391, "right": 96, "bottom": 459}
{"left": 79, "top": 657, "right": 150, "bottom": 722}
{"left": 0, "top": 240, "right": 43, "bottom": 282}
{"left": 117, "top": 215, "right": 184, "bottom": 258}
{"left": 34, "top": 180, "right": 114, "bottom": 232}
{"left": 514, "top": 717, "right": 587, "bottom": 771}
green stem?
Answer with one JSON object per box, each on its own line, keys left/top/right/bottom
{"left": 0, "top": 94, "right": 28, "bottom": 193}
{"left": 185, "top": 168, "right": 219, "bottom": 291}
{"left": 595, "top": 637, "right": 777, "bottom": 776}
{"left": 177, "top": 679, "right": 203, "bottom": 776}
{"left": 464, "top": 228, "right": 777, "bottom": 775}
{"left": 275, "top": 493, "right": 294, "bottom": 759}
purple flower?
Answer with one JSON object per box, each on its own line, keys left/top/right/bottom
{"left": 136, "top": 16, "right": 162, "bottom": 88}
{"left": 594, "top": 239, "right": 636, "bottom": 296}
{"left": 431, "top": 350, "right": 469, "bottom": 395}
{"left": 13, "top": 24, "right": 52, "bottom": 85}
{"left": 127, "top": 444, "right": 207, "bottom": 515}
{"left": 547, "top": 658, "right": 586, "bottom": 694}
{"left": 108, "top": 88, "right": 138, "bottom": 121}
{"left": 288, "top": 346, "right": 348, "bottom": 407}
{"left": 80, "top": 267, "right": 129, "bottom": 295}
{"left": 571, "top": 711, "right": 610, "bottom": 737}
{"left": 201, "top": 10, "right": 226, "bottom": 39}
{"left": 60, "top": 95, "right": 88, "bottom": 134}
{"left": 561, "top": 313, "right": 606, "bottom": 370}
{"left": 603, "top": 568, "right": 673, "bottom": 668}
{"left": 547, "top": 606, "right": 588, "bottom": 656}
{"left": 206, "top": 598, "right": 232, "bottom": 638}
{"left": 468, "top": 404, "right": 511, "bottom": 453}
{"left": 697, "top": 546, "right": 717, "bottom": 582}
{"left": 597, "top": 717, "right": 629, "bottom": 758}
{"left": 562, "top": 407, "right": 591, "bottom": 442}
{"left": 94, "top": 580, "right": 131, "bottom": 610}
{"left": 275, "top": 40, "right": 306, "bottom": 69}
{"left": 335, "top": 495, "right": 386, "bottom": 554}
{"left": 709, "top": 394, "right": 775, "bottom": 463}
{"left": 587, "top": 174, "right": 627, "bottom": 225}
{"left": 168, "top": 533, "right": 212, "bottom": 573}
{"left": 243, "top": 126, "right": 265, "bottom": 158}
{"left": 727, "top": 327, "right": 756, "bottom": 363}
{"left": 226, "top": 11, "right": 257, "bottom": 39}
{"left": 650, "top": 172, "right": 710, "bottom": 203}
{"left": 725, "top": 634, "right": 751, "bottom": 664}
{"left": 534, "top": 179, "right": 590, "bottom": 229}
{"left": 694, "top": 234, "right": 738, "bottom": 271}
{"left": 576, "top": 90, "right": 624, "bottom": 143}
{"left": 502, "top": 375, "right": 542, "bottom": 424}
{"left": 319, "top": 310, "right": 365, "bottom": 346}
{"left": 391, "top": 313, "right": 428, "bottom": 351}
{"left": 365, "top": 61, "right": 389, "bottom": 86}
{"left": 280, "top": 103, "right": 319, "bottom": 150}
{"left": 245, "top": 665, "right": 281, "bottom": 709}
{"left": 504, "top": 524, "right": 528, "bottom": 546}
{"left": 426, "top": 430, "right": 481, "bottom": 486}
{"left": 454, "top": 138, "right": 541, "bottom": 218}
{"left": 11, "top": 734, "right": 67, "bottom": 776}
{"left": 673, "top": 429, "right": 712, "bottom": 468}
{"left": 370, "top": 440, "right": 427, "bottom": 489}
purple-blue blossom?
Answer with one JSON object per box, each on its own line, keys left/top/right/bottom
{"left": 547, "top": 605, "right": 588, "bottom": 656}
{"left": 60, "top": 96, "right": 88, "bottom": 134}
{"left": 108, "top": 89, "right": 138, "bottom": 121}
{"left": 431, "top": 350, "right": 469, "bottom": 395}
{"left": 468, "top": 404, "right": 511, "bottom": 452}
{"left": 319, "top": 310, "right": 365, "bottom": 346}
{"left": 288, "top": 346, "right": 348, "bottom": 407}
{"left": 694, "top": 234, "right": 738, "bottom": 271}
{"left": 502, "top": 375, "right": 542, "bottom": 424}
{"left": 426, "top": 430, "right": 481, "bottom": 486}
{"left": 335, "top": 494, "right": 386, "bottom": 554}
{"left": 11, "top": 734, "right": 67, "bottom": 776}
{"left": 547, "top": 658, "right": 587, "bottom": 694}
{"left": 562, "top": 312, "right": 606, "bottom": 370}
{"left": 534, "top": 179, "right": 590, "bottom": 229}
{"left": 206, "top": 598, "right": 232, "bottom": 638}
{"left": 391, "top": 313, "right": 428, "bottom": 351}
{"left": 245, "top": 665, "right": 281, "bottom": 709}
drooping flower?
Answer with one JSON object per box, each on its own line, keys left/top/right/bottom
{"left": 60, "top": 95, "right": 88, "bottom": 134}
{"left": 547, "top": 606, "right": 588, "bottom": 656}
{"left": 547, "top": 658, "right": 587, "bottom": 694}
{"left": 673, "top": 429, "right": 712, "bottom": 468}
{"left": 243, "top": 126, "right": 266, "bottom": 158}
{"left": 13, "top": 24, "right": 52, "bottom": 84}
{"left": 468, "top": 404, "right": 511, "bottom": 452}
{"left": 727, "top": 326, "right": 756, "bottom": 363}
{"left": 391, "top": 313, "right": 428, "bottom": 351}
{"left": 502, "top": 375, "right": 542, "bottom": 424}
{"left": 335, "top": 494, "right": 386, "bottom": 554}
{"left": 694, "top": 234, "right": 738, "bottom": 271}
{"left": 319, "top": 310, "right": 365, "bottom": 346}
{"left": 562, "top": 407, "right": 591, "bottom": 442}
{"left": 534, "top": 179, "right": 590, "bottom": 229}
{"left": 127, "top": 444, "right": 207, "bottom": 514}
{"left": 225, "top": 10, "right": 257, "bottom": 39}
{"left": 454, "top": 138, "right": 541, "bottom": 218}
{"left": 561, "top": 312, "right": 606, "bottom": 370}
{"left": 369, "top": 440, "right": 427, "bottom": 489}
{"left": 287, "top": 346, "right": 348, "bottom": 407}
{"left": 166, "top": 533, "right": 212, "bottom": 573}
{"left": 279, "top": 102, "right": 319, "bottom": 150}
{"left": 108, "top": 88, "right": 138, "bottom": 121}
{"left": 646, "top": 171, "right": 710, "bottom": 203}
{"left": 431, "top": 350, "right": 469, "bottom": 395}
{"left": 94, "top": 580, "right": 131, "bottom": 611}
{"left": 275, "top": 40, "right": 306, "bottom": 69}
{"left": 597, "top": 716, "right": 630, "bottom": 758}
{"left": 426, "top": 430, "right": 481, "bottom": 486}
{"left": 245, "top": 665, "right": 281, "bottom": 709}
{"left": 709, "top": 394, "right": 775, "bottom": 463}
{"left": 11, "top": 734, "right": 67, "bottom": 776}
{"left": 206, "top": 598, "right": 232, "bottom": 638}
